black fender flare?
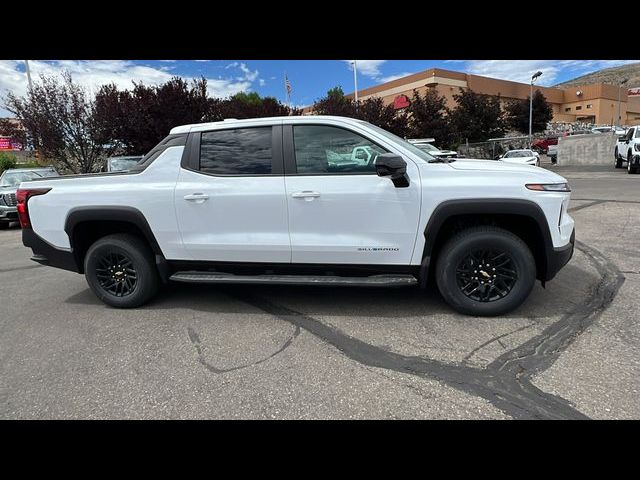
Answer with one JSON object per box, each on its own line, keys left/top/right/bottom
{"left": 64, "top": 206, "right": 169, "bottom": 280}
{"left": 419, "top": 198, "right": 554, "bottom": 285}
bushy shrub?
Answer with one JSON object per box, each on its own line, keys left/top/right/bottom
{"left": 0, "top": 151, "right": 17, "bottom": 174}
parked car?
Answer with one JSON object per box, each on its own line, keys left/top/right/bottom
{"left": 0, "top": 167, "right": 59, "bottom": 228}
{"left": 106, "top": 155, "right": 144, "bottom": 172}
{"left": 18, "top": 116, "right": 574, "bottom": 317}
{"left": 614, "top": 126, "right": 640, "bottom": 170}
{"left": 407, "top": 139, "right": 458, "bottom": 159}
{"left": 592, "top": 126, "right": 626, "bottom": 135}
{"left": 531, "top": 137, "right": 558, "bottom": 154}
{"left": 499, "top": 149, "right": 540, "bottom": 167}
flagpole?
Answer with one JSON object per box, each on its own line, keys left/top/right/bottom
{"left": 284, "top": 71, "right": 291, "bottom": 109}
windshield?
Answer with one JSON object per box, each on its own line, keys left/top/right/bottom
{"left": 0, "top": 170, "right": 44, "bottom": 187}
{"left": 363, "top": 123, "right": 436, "bottom": 162}
{"left": 503, "top": 151, "right": 533, "bottom": 158}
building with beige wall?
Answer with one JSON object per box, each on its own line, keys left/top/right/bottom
{"left": 311, "top": 68, "right": 640, "bottom": 126}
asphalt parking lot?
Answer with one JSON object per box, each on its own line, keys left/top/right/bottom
{"left": 1, "top": 160, "right": 638, "bottom": 419}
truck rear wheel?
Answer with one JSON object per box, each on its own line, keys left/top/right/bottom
{"left": 435, "top": 226, "right": 536, "bottom": 317}
{"left": 84, "top": 233, "right": 159, "bottom": 308}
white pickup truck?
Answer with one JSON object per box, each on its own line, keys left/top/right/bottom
{"left": 17, "top": 116, "right": 575, "bottom": 316}
{"left": 615, "top": 125, "right": 640, "bottom": 173}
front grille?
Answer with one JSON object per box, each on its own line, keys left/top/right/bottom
{"left": 3, "top": 193, "right": 17, "bottom": 206}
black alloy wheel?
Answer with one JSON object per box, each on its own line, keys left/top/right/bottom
{"left": 95, "top": 251, "right": 138, "bottom": 297}
{"left": 455, "top": 249, "right": 517, "bottom": 303}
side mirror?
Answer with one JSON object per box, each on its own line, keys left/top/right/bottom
{"left": 375, "top": 153, "right": 409, "bottom": 188}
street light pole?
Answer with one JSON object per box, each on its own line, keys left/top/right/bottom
{"left": 618, "top": 78, "right": 628, "bottom": 127}
{"left": 529, "top": 71, "right": 543, "bottom": 147}
{"left": 352, "top": 60, "right": 358, "bottom": 103}
{"left": 25, "top": 60, "right": 33, "bottom": 91}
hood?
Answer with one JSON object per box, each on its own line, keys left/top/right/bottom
{"left": 447, "top": 158, "right": 567, "bottom": 182}
{"left": 0, "top": 185, "right": 17, "bottom": 195}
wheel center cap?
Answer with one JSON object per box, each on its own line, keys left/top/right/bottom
{"left": 479, "top": 270, "right": 491, "bottom": 279}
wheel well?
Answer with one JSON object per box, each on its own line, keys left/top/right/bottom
{"left": 71, "top": 220, "right": 152, "bottom": 273}
{"left": 427, "top": 214, "right": 547, "bottom": 282}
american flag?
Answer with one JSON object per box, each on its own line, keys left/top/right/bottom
{"left": 285, "top": 74, "right": 292, "bottom": 96}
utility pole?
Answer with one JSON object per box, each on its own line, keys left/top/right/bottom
{"left": 529, "top": 71, "right": 543, "bottom": 147}
{"left": 25, "top": 60, "right": 33, "bottom": 91}
{"left": 618, "top": 78, "right": 628, "bottom": 127}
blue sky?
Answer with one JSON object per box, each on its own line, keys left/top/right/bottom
{"left": 1, "top": 59, "right": 638, "bottom": 116}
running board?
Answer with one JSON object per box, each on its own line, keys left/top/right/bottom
{"left": 169, "top": 272, "right": 417, "bottom": 287}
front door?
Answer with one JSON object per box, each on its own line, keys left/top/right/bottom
{"left": 174, "top": 125, "right": 290, "bottom": 263}
{"left": 283, "top": 124, "right": 421, "bottom": 265}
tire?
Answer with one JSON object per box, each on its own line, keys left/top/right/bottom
{"left": 628, "top": 153, "right": 636, "bottom": 174}
{"left": 84, "top": 233, "right": 159, "bottom": 308}
{"left": 435, "top": 226, "right": 536, "bottom": 317}
{"left": 615, "top": 148, "right": 622, "bottom": 168}
{"left": 0, "top": 221, "right": 9, "bottom": 230}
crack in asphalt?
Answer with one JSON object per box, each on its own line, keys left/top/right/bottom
{"left": 0, "top": 264, "right": 43, "bottom": 274}
{"left": 186, "top": 324, "right": 301, "bottom": 374}
{"left": 225, "top": 240, "right": 624, "bottom": 420}
{"left": 571, "top": 198, "right": 640, "bottom": 205}
{"left": 568, "top": 200, "right": 606, "bottom": 213}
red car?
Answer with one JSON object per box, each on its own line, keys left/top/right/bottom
{"left": 532, "top": 137, "right": 558, "bottom": 154}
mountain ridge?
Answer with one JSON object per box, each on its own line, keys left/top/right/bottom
{"left": 555, "top": 62, "right": 640, "bottom": 88}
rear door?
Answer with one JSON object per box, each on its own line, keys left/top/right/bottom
{"left": 174, "top": 123, "right": 291, "bottom": 262}
{"left": 283, "top": 122, "right": 421, "bottom": 265}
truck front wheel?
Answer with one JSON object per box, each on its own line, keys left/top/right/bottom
{"left": 615, "top": 148, "right": 622, "bottom": 168}
{"left": 435, "top": 226, "right": 536, "bottom": 316}
{"left": 84, "top": 233, "right": 159, "bottom": 308}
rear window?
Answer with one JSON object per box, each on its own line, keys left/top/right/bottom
{"left": 200, "top": 127, "right": 272, "bottom": 175}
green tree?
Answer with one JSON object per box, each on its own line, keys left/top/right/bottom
{"left": 449, "top": 89, "right": 505, "bottom": 143}
{"left": 505, "top": 89, "right": 553, "bottom": 134}
{"left": 407, "top": 88, "right": 454, "bottom": 148}
{"left": 311, "top": 87, "right": 358, "bottom": 117}
{"left": 311, "top": 87, "right": 409, "bottom": 137}
{"left": 0, "top": 151, "right": 17, "bottom": 174}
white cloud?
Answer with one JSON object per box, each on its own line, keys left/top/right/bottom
{"left": 0, "top": 60, "right": 260, "bottom": 117}
{"left": 259, "top": 79, "right": 266, "bottom": 86}
{"left": 465, "top": 60, "right": 562, "bottom": 86}
{"left": 464, "top": 60, "right": 640, "bottom": 86}
{"left": 236, "top": 62, "right": 259, "bottom": 82}
{"left": 343, "top": 60, "right": 387, "bottom": 78}
{"left": 379, "top": 72, "right": 414, "bottom": 83}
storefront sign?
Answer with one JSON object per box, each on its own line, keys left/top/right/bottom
{"left": 628, "top": 87, "right": 640, "bottom": 97}
{"left": 393, "top": 94, "right": 411, "bottom": 110}
{"left": 0, "top": 137, "right": 22, "bottom": 150}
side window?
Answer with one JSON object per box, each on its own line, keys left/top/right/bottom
{"left": 292, "top": 125, "right": 388, "bottom": 174}
{"left": 200, "top": 127, "right": 272, "bottom": 175}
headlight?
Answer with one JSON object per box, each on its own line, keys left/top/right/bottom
{"left": 526, "top": 183, "right": 571, "bottom": 192}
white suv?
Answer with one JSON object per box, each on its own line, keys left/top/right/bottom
{"left": 18, "top": 116, "right": 575, "bottom": 316}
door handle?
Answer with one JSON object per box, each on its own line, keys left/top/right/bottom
{"left": 184, "top": 193, "right": 209, "bottom": 203}
{"left": 291, "top": 191, "right": 321, "bottom": 200}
